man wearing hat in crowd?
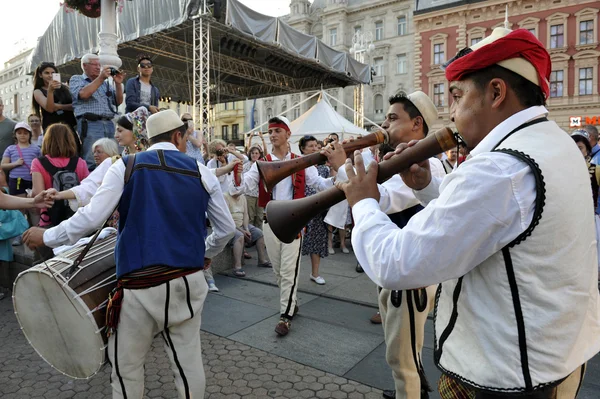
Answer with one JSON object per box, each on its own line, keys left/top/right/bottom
{"left": 230, "top": 115, "right": 341, "bottom": 336}
{"left": 324, "top": 91, "right": 445, "bottom": 399}
{"left": 336, "top": 27, "right": 600, "bottom": 398}
{"left": 24, "top": 109, "right": 236, "bottom": 398}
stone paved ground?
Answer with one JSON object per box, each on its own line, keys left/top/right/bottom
{"left": 0, "top": 297, "right": 383, "bottom": 399}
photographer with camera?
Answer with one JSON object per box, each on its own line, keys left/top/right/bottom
{"left": 70, "top": 54, "right": 125, "bottom": 171}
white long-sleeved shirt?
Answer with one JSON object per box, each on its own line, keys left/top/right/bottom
{"left": 43, "top": 142, "right": 235, "bottom": 259}
{"left": 335, "top": 155, "right": 445, "bottom": 215}
{"left": 68, "top": 157, "right": 113, "bottom": 208}
{"left": 230, "top": 151, "right": 335, "bottom": 199}
{"left": 71, "top": 156, "right": 221, "bottom": 210}
{"left": 352, "top": 106, "right": 547, "bottom": 290}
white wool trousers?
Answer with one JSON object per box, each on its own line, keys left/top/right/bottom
{"left": 378, "top": 285, "right": 437, "bottom": 399}
{"left": 263, "top": 223, "right": 302, "bottom": 318}
{"left": 108, "top": 270, "right": 208, "bottom": 399}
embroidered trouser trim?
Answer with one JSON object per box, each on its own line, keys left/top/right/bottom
{"left": 263, "top": 223, "right": 302, "bottom": 318}
{"left": 378, "top": 285, "right": 437, "bottom": 399}
{"left": 108, "top": 271, "right": 208, "bottom": 399}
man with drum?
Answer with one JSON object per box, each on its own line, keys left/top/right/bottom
{"left": 24, "top": 110, "right": 235, "bottom": 398}
{"left": 335, "top": 28, "right": 600, "bottom": 397}
{"left": 324, "top": 91, "right": 445, "bottom": 399}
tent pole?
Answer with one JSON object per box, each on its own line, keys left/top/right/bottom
{"left": 324, "top": 91, "right": 381, "bottom": 131}
{"left": 244, "top": 91, "right": 321, "bottom": 135}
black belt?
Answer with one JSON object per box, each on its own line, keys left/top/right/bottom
{"left": 79, "top": 113, "right": 113, "bottom": 121}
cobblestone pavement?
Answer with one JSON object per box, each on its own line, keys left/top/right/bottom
{"left": 0, "top": 298, "right": 383, "bottom": 399}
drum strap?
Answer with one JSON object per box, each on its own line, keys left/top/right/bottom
{"left": 67, "top": 154, "right": 136, "bottom": 277}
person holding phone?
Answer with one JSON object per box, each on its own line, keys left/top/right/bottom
{"left": 70, "top": 54, "right": 125, "bottom": 170}
{"left": 32, "top": 62, "right": 80, "bottom": 154}
{"left": 181, "top": 113, "right": 207, "bottom": 165}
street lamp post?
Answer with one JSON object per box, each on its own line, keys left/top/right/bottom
{"left": 349, "top": 30, "right": 374, "bottom": 129}
{"left": 97, "top": 0, "right": 122, "bottom": 69}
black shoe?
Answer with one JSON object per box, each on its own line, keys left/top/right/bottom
{"left": 356, "top": 263, "right": 364, "bottom": 273}
{"left": 382, "top": 390, "right": 395, "bottom": 399}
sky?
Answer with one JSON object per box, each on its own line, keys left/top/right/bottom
{"left": 0, "top": 0, "right": 290, "bottom": 68}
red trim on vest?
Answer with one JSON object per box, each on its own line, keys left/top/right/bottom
{"left": 258, "top": 153, "right": 305, "bottom": 208}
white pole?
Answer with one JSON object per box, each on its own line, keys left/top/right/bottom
{"left": 98, "top": 0, "right": 122, "bottom": 69}
{"left": 323, "top": 92, "right": 381, "bottom": 130}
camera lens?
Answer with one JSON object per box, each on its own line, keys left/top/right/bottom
{"left": 109, "top": 67, "right": 118, "bottom": 76}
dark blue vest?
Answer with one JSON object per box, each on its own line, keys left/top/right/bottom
{"left": 388, "top": 203, "right": 423, "bottom": 229}
{"left": 115, "top": 150, "right": 209, "bottom": 278}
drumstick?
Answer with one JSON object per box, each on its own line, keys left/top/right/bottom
{"left": 35, "top": 248, "right": 82, "bottom": 315}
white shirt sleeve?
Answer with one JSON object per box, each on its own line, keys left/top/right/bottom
{"left": 336, "top": 157, "right": 445, "bottom": 215}
{"left": 351, "top": 153, "right": 536, "bottom": 290}
{"left": 230, "top": 161, "right": 259, "bottom": 196}
{"left": 44, "top": 160, "right": 126, "bottom": 247}
{"left": 199, "top": 163, "right": 236, "bottom": 258}
{"left": 70, "top": 157, "right": 113, "bottom": 207}
{"left": 305, "top": 165, "right": 334, "bottom": 192}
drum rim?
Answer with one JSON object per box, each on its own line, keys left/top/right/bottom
{"left": 13, "top": 267, "right": 106, "bottom": 379}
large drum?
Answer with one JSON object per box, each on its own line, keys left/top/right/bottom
{"left": 13, "top": 234, "right": 117, "bottom": 379}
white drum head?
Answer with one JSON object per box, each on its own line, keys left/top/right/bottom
{"left": 13, "top": 268, "right": 105, "bottom": 379}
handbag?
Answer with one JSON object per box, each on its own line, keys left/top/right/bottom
{"left": 0, "top": 209, "right": 29, "bottom": 240}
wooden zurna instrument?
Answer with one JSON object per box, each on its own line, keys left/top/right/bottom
{"left": 266, "top": 127, "right": 457, "bottom": 243}
{"left": 257, "top": 130, "right": 389, "bottom": 192}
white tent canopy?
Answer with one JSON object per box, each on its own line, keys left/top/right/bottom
{"left": 288, "top": 93, "right": 368, "bottom": 153}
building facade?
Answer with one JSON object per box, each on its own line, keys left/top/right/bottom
{"left": 0, "top": 49, "right": 34, "bottom": 122}
{"left": 252, "top": 0, "right": 416, "bottom": 134}
{"left": 414, "top": 0, "right": 600, "bottom": 131}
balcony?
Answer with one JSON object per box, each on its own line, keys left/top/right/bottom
{"left": 372, "top": 76, "right": 386, "bottom": 86}
{"left": 214, "top": 109, "right": 245, "bottom": 124}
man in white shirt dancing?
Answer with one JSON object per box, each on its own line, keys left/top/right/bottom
{"left": 336, "top": 28, "right": 600, "bottom": 398}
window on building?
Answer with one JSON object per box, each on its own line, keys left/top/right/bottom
{"left": 330, "top": 28, "right": 337, "bottom": 46}
{"left": 580, "top": 20, "right": 594, "bottom": 45}
{"left": 374, "top": 94, "right": 384, "bottom": 114}
{"left": 550, "top": 70, "right": 563, "bottom": 98}
{"left": 13, "top": 94, "right": 18, "bottom": 114}
{"left": 433, "top": 43, "right": 445, "bottom": 65}
{"left": 266, "top": 108, "right": 273, "bottom": 120}
{"left": 375, "top": 21, "right": 383, "bottom": 41}
{"left": 373, "top": 57, "right": 384, "bottom": 77}
{"left": 470, "top": 37, "right": 482, "bottom": 46}
{"left": 396, "top": 54, "right": 407, "bottom": 74}
{"left": 527, "top": 28, "right": 536, "bottom": 37}
{"left": 232, "top": 124, "right": 239, "bottom": 140}
{"left": 354, "top": 26, "right": 361, "bottom": 35}
{"left": 579, "top": 67, "right": 593, "bottom": 95}
{"left": 224, "top": 102, "right": 229, "bottom": 110}
{"left": 397, "top": 16, "right": 407, "bottom": 36}
{"left": 550, "top": 24, "right": 564, "bottom": 48}
{"left": 433, "top": 83, "right": 445, "bottom": 107}
{"left": 293, "top": 104, "right": 300, "bottom": 120}
{"left": 222, "top": 125, "right": 229, "bottom": 140}
{"left": 232, "top": 102, "right": 236, "bottom": 110}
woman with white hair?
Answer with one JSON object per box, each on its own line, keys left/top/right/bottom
{"left": 92, "top": 138, "right": 119, "bottom": 166}
{"left": 52, "top": 107, "right": 151, "bottom": 209}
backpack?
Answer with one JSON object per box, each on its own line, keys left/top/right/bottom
{"left": 39, "top": 156, "right": 80, "bottom": 226}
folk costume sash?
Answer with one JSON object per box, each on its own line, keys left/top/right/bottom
{"left": 258, "top": 153, "right": 305, "bottom": 207}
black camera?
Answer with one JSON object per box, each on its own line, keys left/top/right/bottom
{"left": 215, "top": 149, "right": 225, "bottom": 157}
{"left": 109, "top": 67, "right": 119, "bottom": 76}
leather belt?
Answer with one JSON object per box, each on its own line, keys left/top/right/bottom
{"left": 79, "top": 113, "right": 113, "bottom": 121}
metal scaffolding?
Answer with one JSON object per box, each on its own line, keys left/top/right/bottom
{"left": 193, "top": 1, "right": 211, "bottom": 140}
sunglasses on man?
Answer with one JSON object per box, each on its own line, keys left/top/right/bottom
{"left": 139, "top": 63, "right": 153, "bottom": 69}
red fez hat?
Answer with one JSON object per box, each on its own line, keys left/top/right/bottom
{"left": 444, "top": 28, "right": 551, "bottom": 99}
